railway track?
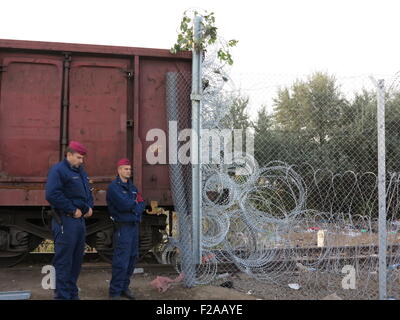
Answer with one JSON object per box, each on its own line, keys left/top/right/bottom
{"left": 187, "top": 244, "right": 400, "bottom": 272}
{"left": 5, "top": 244, "right": 400, "bottom": 273}
{"left": 8, "top": 252, "right": 177, "bottom": 273}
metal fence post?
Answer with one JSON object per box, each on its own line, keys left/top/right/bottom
{"left": 191, "top": 14, "right": 203, "bottom": 265}
{"left": 377, "top": 79, "right": 387, "bottom": 300}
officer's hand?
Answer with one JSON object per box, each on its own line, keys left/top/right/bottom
{"left": 74, "top": 209, "right": 83, "bottom": 218}
{"left": 84, "top": 207, "right": 93, "bottom": 218}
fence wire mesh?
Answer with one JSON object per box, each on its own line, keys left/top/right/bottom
{"left": 163, "top": 61, "right": 400, "bottom": 299}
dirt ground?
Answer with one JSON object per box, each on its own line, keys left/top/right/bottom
{"left": 2, "top": 226, "right": 400, "bottom": 300}
{"left": 3, "top": 261, "right": 396, "bottom": 300}
{"left": 2, "top": 262, "right": 399, "bottom": 300}
{"left": 0, "top": 262, "right": 259, "bottom": 300}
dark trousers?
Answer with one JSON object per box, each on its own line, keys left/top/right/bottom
{"left": 51, "top": 216, "right": 86, "bottom": 300}
{"left": 109, "top": 223, "right": 139, "bottom": 297}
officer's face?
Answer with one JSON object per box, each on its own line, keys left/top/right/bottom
{"left": 66, "top": 152, "right": 84, "bottom": 168}
{"left": 118, "top": 165, "right": 131, "bottom": 180}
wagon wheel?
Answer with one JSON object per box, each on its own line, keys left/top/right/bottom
{"left": 0, "top": 234, "right": 43, "bottom": 268}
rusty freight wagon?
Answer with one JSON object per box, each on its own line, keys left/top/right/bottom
{"left": 0, "top": 39, "right": 191, "bottom": 267}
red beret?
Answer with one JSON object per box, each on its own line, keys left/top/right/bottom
{"left": 68, "top": 141, "right": 87, "bottom": 155}
{"left": 117, "top": 158, "right": 131, "bottom": 167}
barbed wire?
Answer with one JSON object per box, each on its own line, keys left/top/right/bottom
{"left": 164, "top": 36, "right": 400, "bottom": 298}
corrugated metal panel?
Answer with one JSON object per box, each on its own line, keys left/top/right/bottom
{"left": 0, "top": 39, "right": 192, "bottom": 207}
{"left": 68, "top": 56, "right": 130, "bottom": 179}
{"left": 0, "top": 54, "right": 63, "bottom": 179}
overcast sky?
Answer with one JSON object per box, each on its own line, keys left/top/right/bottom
{"left": 1, "top": 0, "right": 400, "bottom": 114}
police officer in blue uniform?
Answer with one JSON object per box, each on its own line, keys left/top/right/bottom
{"left": 45, "top": 141, "right": 93, "bottom": 300}
{"left": 107, "top": 158, "right": 145, "bottom": 300}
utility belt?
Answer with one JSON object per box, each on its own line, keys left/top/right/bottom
{"left": 60, "top": 211, "right": 76, "bottom": 218}
{"left": 49, "top": 208, "right": 84, "bottom": 234}
{"left": 52, "top": 209, "right": 75, "bottom": 218}
{"left": 49, "top": 209, "right": 79, "bottom": 224}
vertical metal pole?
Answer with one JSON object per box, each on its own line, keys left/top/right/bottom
{"left": 377, "top": 79, "right": 387, "bottom": 300}
{"left": 191, "top": 14, "right": 203, "bottom": 265}
{"left": 60, "top": 53, "right": 71, "bottom": 159}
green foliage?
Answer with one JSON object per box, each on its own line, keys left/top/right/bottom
{"left": 220, "top": 94, "right": 252, "bottom": 129}
{"left": 274, "top": 72, "right": 348, "bottom": 141}
{"left": 171, "top": 10, "right": 238, "bottom": 65}
{"left": 253, "top": 72, "right": 379, "bottom": 172}
{"left": 225, "top": 72, "right": 400, "bottom": 217}
{"left": 250, "top": 72, "right": 400, "bottom": 216}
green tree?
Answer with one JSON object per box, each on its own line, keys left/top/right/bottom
{"left": 334, "top": 90, "right": 377, "bottom": 172}
{"left": 252, "top": 73, "right": 400, "bottom": 217}
{"left": 254, "top": 105, "right": 273, "bottom": 133}
{"left": 274, "top": 72, "right": 348, "bottom": 146}
{"left": 385, "top": 91, "right": 400, "bottom": 172}
{"left": 220, "top": 94, "right": 252, "bottom": 129}
{"left": 253, "top": 105, "right": 281, "bottom": 166}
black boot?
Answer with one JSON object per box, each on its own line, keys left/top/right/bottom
{"left": 121, "top": 289, "right": 135, "bottom": 300}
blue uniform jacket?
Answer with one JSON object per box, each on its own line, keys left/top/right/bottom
{"left": 45, "top": 159, "right": 94, "bottom": 214}
{"left": 106, "top": 176, "right": 145, "bottom": 223}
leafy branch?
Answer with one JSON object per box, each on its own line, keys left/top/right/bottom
{"left": 171, "top": 10, "right": 238, "bottom": 65}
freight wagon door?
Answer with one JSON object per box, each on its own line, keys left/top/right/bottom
{"left": 0, "top": 55, "right": 63, "bottom": 182}
{"left": 68, "top": 56, "right": 131, "bottom": 201}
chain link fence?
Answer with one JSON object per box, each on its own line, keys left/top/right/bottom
{"left": 163, "top": 66, "right": 400, "bottom": 300}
